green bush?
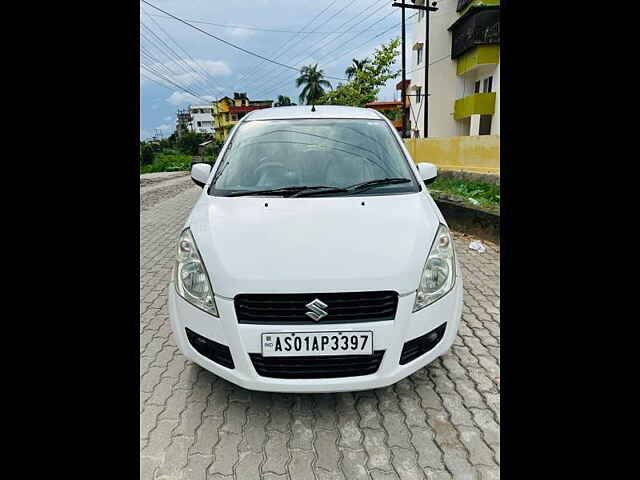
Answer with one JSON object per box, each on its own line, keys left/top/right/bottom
{"left": 177, "top": 132, "right": 211, "bottom": 155}
{"left": 429, "top": 177, "right": 500, "bottom": 211}
{"left": 140, "top": 154, "right": 192, "bottom": 174}
{"left": 140, "top": 144, "right": 155, "bottom": 166}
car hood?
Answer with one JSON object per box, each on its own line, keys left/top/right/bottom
{"left": 187, "top": 193, "right": 441, "bottom": 298}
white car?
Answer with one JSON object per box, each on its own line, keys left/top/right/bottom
{"left": 168, "top": 105, "right": 463, "bottom": 393}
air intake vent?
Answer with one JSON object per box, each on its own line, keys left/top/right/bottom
{"left": 249, "top": 351, "right": 385, "bottom": 379}
{"left": 185, "top": 328, "right": 235, "bottom": 369}
{"left": 400, "top": 323, "right": 447, "bottom": 365}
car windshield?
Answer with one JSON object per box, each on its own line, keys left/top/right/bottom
{"left": 210, "top": 118, "right": 420, "bottom": 197}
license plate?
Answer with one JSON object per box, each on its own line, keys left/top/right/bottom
{"left": 261, "top": 331, "right": 373, "bottom": 357}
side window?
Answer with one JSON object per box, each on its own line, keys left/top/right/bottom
{"left": 474, "top": 81, "right": 480, "bottom": 93}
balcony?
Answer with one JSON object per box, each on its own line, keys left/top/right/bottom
{"left": 454, "top": 92, "right": 496, "bottom": 120}
{"left": 456, "top": 45, "right": 499, "bottom": 75}
{"left": 449, "top": 5, "right": 500, "bottom": 59}
{"left": 457, "top": 0, "right": 500, "bottom": 16}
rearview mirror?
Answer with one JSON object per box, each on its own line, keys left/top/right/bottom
{"left": 191, "top": 163, "right": 212, "bottom": 188}
{"left": 416, "top": 162, "right": 437, "bottom": 185}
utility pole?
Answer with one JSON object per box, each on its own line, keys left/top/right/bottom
{"left": 392, "top": 2, "right": 408, "bottom": 138}
{"left": 392, "top": 2, "right": 439, "bottom": 138}
{"left": 424, "top": 1, "right": 438, "bottom": 137}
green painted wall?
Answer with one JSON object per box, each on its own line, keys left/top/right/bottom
{"left": 454, "top": 92, "right": 496, "bottom": 120}
{"left": 456, "top": 45, "right": 500, "bottom": 76}
{"left": 459, "top": 0, "right": 500, "bottom": 16}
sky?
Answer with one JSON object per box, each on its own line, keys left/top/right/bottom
{"left": 139, "top": 0, "right": 428, "bottom": 140}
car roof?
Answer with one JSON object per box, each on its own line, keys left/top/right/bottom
{"left": 243, "top": 105, "right": 383, "bottom": 121}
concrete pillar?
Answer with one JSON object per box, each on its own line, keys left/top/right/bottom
{"left": 470, "top": 114, "right": 481, "bottom": 136}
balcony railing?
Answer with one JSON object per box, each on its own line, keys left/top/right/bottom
{"left": 454, "top": 92, "right": 496, "bottom": 120}
{"left": 450, "top": 6, "right": 500, "bottom": 59}
{"left": 457, "top": 0, "right": 500, "bottom": 15}
{"left": 456, "top": 45, "right": 500, "bottom": 75}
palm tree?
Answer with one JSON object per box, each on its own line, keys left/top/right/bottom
{"left": 296, "top": 64, "right": 332, "bottom": 105}
{"left": 345, "top": 58, "right": 369, "bottom": 80}
{"left": 274, "top": 95, "right": 292, "bottom": 107}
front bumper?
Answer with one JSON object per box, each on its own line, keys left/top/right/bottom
{"left": 168, "top": 281, "right": 463, "bottom": 393}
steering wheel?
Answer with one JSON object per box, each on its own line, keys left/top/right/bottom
{"left": 254, "top": 161, "right": 287, "bottom": 177}
{"left": 254, "top": 160, "right": 296, "bottom": 186}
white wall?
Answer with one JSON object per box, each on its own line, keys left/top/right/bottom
{"left": 490, "top": 62, "right": 500, "bottom": 135}
{"left": 408, "top": 1, "right": 500, "bottom": 138}
{"left": 408, "top": 1, "right": 462, "bottom": 138}
{"left": 189, "top": 106, "right": 215, "bottom": 134}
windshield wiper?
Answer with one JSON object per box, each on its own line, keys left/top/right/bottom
{"left": 225, "top": 186, "right": 346, "bottom": 197}
{"left": 345, "top": 177, "right": 412, "bottom": 193}
{"left": 224, "top": 180, "right": 410, "bottom": 197}
{"left": 290, "top": 186, "right": 349, "bottom": 197}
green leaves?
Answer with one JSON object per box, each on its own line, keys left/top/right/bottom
{"left": 429, "top": 177, "right": 500, "bottom": 210}
{"left": 275, "top": 95, "right": 292, "bottom": 107}
{"left": 296, "top": 64, "right": 332, "bottom": 105}
{"left": 318, "top": 38, "right": 401, "bottom": 107}
{"left": 140, "top": 154, "right": 192, "bottom": 174}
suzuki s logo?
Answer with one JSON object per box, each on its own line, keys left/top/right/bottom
{"left": 305, "top": 298, "right": 328, "bottom": 321}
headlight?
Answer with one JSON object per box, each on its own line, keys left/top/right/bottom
{"left": 175, "top": 228, "right": 218, "bottom": 317}
{"left": 413, "top": 223, "right": 456, "bottom": 311}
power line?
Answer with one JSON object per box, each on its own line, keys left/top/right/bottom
{"left": 243, "top": 0, "right": 387, "bottom": 93}
{"left": 140, "top": 0, "right": 347, "bottom": 81}
{"left": 140, "top": 25, "right": 213, "bottom": 96}
{"left": 250, "top": 2, "right": 455, "bottom": 98}
{"left": 141, "top": 8, "right": 229, "bottom": 95}
{"left": 145, "top": 13, "right": 415, "bottom": 35}
{"left": 250, "top": 3, "right": 397, "bottom": 97}
{"left": 257, "top": 14, "right": 417, "bottom": 99}
{"left": 235, "top": 0, "right": 342, "bottom": 85}
{"left": 140, "top": 66, "right": 213, "bottom": 104}
{"left": 305, "top": 0, "right": 393, "bottom": 62}
{"left": 404, "top": 53, "right": 450, "bottom": 75}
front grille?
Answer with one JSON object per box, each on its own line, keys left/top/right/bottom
{"left": 400, "top": 323, "right": 447, "bottom": 365}
{"left": 185, "top": 328, "right": 235, "bottom": 369}
{"left": 249, "top": 351, "right": 385, "bottom": 379}
{"left": 235, "top": 291, "right": 398, "bottom": 325}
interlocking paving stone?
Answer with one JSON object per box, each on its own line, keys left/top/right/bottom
{"left": 140, "top": 185, "right": 500, "bottom": 479}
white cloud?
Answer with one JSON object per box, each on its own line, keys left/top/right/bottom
{"left": 156, "top": 123, "right": 174, "bottom": 135}
{"left": 166, "top": 91, "right": 215, "bottom": 106}
{"left": 227, "top": 27, "right": 255, "bottom": 38}
{"left": 141, "top": 59, "right": 231, "bottom": 89}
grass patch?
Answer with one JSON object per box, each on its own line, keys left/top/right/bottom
{"left": 140, "top": 154, "right": 192, "bottom": 174}
{"left": 428, "top": 176, "right": 500, "bottom": 213}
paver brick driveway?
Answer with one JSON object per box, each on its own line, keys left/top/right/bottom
{"left": 140, "top": 181, "right": 500, "bottom": 480}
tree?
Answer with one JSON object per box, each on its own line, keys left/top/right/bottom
{"left": 140, "top": 143, "right": 155, "bottom": 166}
{"left": 274, "top": 95, "right": 292, "bottom": 107}
{"left": 345, "top": 58, "right": 369, "bottom": 80}
{"left": 296, "top": 64, "right": 332, "bottom": 105}
{"left": 177, "top": 131, "right": 210, "bottom": 156}
{"left": 318, "top": 38, "right": 401, "bottom": 107}
{"left": 202, "top": 140, "right": 222, "bottom": 161}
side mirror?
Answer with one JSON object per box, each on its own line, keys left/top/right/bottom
{"left": 416, "top": 162, "right": 437, "bottom": 185}
{"left": 191, "top": 163, "right": 212, "bottom": 188}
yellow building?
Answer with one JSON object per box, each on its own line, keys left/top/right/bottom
{"left": 214, "top": 93, "right": 272, "bottom": 142}
{"left": 213, "top": 96, "right": 234, "bottom": 143}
